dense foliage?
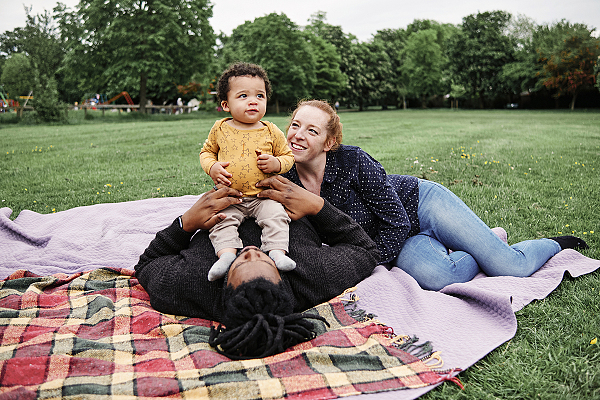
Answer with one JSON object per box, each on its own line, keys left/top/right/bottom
{"left": 1, "top": 3, "right": 599, "bottom": 114}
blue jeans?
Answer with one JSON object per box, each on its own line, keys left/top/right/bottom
{"left": 392, "top": 180, "right": 561, "bottom": 291}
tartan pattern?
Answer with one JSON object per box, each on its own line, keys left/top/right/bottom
{"left": 0, "top": 268, "right": 447, "bottom": 399}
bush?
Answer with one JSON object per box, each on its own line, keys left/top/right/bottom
{"left": 33, "top": 76, "right": 67, "bottom": 123}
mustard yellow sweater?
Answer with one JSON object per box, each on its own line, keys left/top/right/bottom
{"left": 200, "top": 118, "right": 294, "bottom": 196}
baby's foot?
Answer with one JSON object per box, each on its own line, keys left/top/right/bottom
{"left": 208, "top": 252, "right": 236, "bottom": 281}
{"left": 269, "top": 250, "right": 296, "bottom": 271}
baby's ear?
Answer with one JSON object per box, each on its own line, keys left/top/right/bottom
{"left": 221, "top": 100, "right": 230, "bottom": 112}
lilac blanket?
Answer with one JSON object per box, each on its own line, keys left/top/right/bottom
{"left": 2, "top": 196, "right": 599, "bottom": 399}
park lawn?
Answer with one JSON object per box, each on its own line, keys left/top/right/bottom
{"left": 1, "top": 108, "right": 599, "bottom": 399}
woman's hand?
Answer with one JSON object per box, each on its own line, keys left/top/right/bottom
{"left": 181, "top": 186, "right": 242, "bottom": 232}
{"left": 256, "top": 175, "right": 324, "bottom": 220}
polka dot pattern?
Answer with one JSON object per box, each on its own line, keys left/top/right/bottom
{"left": 284, "top": 145, "right": 420, "bottom": 262}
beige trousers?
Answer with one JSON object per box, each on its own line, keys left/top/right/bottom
{"left": 209, "top": 197, "right": 290, "bottom": 254}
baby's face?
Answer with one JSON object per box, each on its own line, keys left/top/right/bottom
{"left": 221, "top": 75, "right": 267, "bottom": 129}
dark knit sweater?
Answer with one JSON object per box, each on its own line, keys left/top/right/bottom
{"left": 134, "top": 200, "right": 380, "bottom": 322}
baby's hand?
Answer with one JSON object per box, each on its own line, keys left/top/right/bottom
{"left": 209, "top": 162, "right": 232, "bottom": 186}
{"left": 256, "top": 151, "right": 281, "bottom": 174}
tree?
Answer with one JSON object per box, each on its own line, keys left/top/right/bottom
{"left": 303, "top": 32, "right": 346, "bottom": 102}
{"left": 1, "top": 53, "right": 36, "bottom": 98}
{"left": 595, "top": 55, "right": 600, "bottom": 94}
{"left": 400, "top": 29, "right": 443, "bottom": 107}
{"left": 500, "top": 14, "right": 539, "bottom": 96}
{"left": 372, "top": 28, "right": 407, "bottom": 108}
{"left": 0, "top": 6, "right": 66, "bottom": 122}
{"left": 305, "top": 13, "right": 360, "bottom": 108}
{"left": 448, "top": 11, "right": 515, "bottom": 108}
{"left": 536, "top": 21, "right": 600, "bottom": 110}
{"left": 57, "top": 0, "right": 215, "bottom": 113}
{"left": 219, "top": 13, "right": 316, "bottom": 112}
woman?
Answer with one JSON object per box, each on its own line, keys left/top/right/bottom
{"left": 258, "top": 100, "right": 589, "bottom": 291}
{"left": 135, "top": 181, "right": 379, "bottom": 359}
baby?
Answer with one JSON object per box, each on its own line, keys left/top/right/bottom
{"left": 200, "top": 62, "right": 296, "bottom": 281}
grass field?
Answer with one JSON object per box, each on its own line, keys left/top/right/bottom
{"left": 1, "top": 108, "right": 599, "bottom": 398}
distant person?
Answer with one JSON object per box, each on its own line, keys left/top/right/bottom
{"left": 199, "top": 62, "right": 295, "bottom": 281}
{"left": 334, "top": 101, "right": 339, "bottom": 112}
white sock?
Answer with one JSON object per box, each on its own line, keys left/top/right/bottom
{"left": 269, "top": 250, "right": 296, "bottom": 272}
{"left": 208, "top": 252, "right": 236, "bottom": 281}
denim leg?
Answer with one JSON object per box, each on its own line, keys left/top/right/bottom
{"left": 393, "top": 180, "right": 561, "bottom": 291}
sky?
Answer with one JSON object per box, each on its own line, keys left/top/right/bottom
{"left": 1, "top": 0, "right": 599, "bottom": 41}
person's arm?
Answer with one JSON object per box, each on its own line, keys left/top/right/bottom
{"left": 354, "top": 149, "right": 412, "bottom": 262}
{"left": 286, "top": 200, "right": 380, "bottom": 311}
{"left": 134, "top": 187, "right": 242, "bottom": 319}
{"left": 256, "top": 175, "right": 324, "bottom": 220}
{"left": 199, "top": 121, "right": 221, "bottom": 175}
{"left": 270, "top": 123, "right": 295, "bottom": 174}
{"left": 257, "top": 175, "right": 379, "bottom": 309}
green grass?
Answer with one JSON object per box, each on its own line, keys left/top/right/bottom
{"left": 1, "top": 108, "right": 599, "bottom": 399}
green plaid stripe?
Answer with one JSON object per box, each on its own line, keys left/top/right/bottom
{"left": 0, "top": 268, "right": 448, "bottom": 399}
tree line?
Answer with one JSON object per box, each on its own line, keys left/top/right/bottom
{"left": 1, "top": 0, "right": 599, "bottom": 122}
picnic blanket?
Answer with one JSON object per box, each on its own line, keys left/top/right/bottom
{"left": 2, "top": 195, "right": 599, "bottom": 399}
{"left": 0, "top": 268, "right": 453, "bottom": 399}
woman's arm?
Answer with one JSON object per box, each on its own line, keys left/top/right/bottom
{"left": 257, "top": 176, "right": 380, "bottom": 308}
{"left": 353, "top": 149, "right": 413, "bottom": 262}
{"left": 256, "top": 175, "right": 324, "bottom": 220}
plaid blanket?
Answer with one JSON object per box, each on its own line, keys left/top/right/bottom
{"left": 0, "top": 268, "right": 453, "bottom": 399}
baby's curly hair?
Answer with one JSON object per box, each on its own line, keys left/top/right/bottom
{"left": 217, "top": 62, "right": 272, "bottom": 103}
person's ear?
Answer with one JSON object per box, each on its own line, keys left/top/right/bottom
{"left": 221, "top": 100, "right": 230, "bottom": 112}
{"left": 324, "top": 137, "right": 336, "bottom": 152}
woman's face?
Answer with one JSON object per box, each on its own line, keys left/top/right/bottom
{"left": 287, "top": 106, "right": 335, "bottom": 165}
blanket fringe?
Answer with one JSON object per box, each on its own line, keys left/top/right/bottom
{"left": 439, "top": 370, "right": 465, "bottom": 390}
{"left": 338, "top": 289, "right": 439, "bottom": 362}
{"left": 422, "top": 351, "right": 444, "bottom": 369}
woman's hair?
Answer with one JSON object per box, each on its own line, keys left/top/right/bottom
{"left": 209, "top": 278, "right": 328, "bottom": 360}
{"left": 289, "top": 100, "right": 343, "bottom": 151}
{"left": 217, "top": 62, "right": 272, "bottom": 102}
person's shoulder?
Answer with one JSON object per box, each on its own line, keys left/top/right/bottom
{"left": 210, "top": 118, "right": 230, "bottom": 131}
{"left": 334, "top": 145, "right": 373, "bottom": 162}
{"left": 261, "top": 120, "right": 285, "bottom": 135}
{"left": 337, "top": 144, "right": 367, "bottom": 156}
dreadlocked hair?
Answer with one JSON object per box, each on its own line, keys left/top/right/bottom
{"left": 209, "top": 278, "right": 328, "bottom": 360}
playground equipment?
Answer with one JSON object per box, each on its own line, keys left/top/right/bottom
{"left": 103, "top": 91, "right": 134, "bottom": 105}
{"left": 0, "top": 86, "right": 7, "bottom": 104}
{"left": 0, "top": 86, "right": 20, "bottom": 109}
